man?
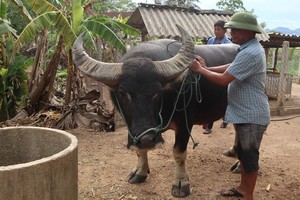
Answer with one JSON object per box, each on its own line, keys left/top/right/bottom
{"left": 204, "top": 20, "right": 231, "bottom": 134}
{"left": 207, "top": 20, "right": 232, "bottom": 45}
{"left": 189, "top": 12, "right": 270, "bottom": 200}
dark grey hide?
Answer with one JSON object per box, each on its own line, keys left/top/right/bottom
{"left": 72, "top": 28, "right": 238, "bottom": 198}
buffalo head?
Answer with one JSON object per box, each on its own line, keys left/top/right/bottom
{"left": 72, "top": 25, "right": 195, "bottom": 149}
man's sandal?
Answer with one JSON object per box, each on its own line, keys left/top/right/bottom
{"left": 220, "top": 188, "right": 243, "bottom": 198}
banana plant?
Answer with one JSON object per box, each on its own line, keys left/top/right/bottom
{"left": 12, "top": 0, "right": 139, "bottom": 113}
{"left": 0, "top": 0, "right": 32, "bottom": 121}
{"left": 15, "top": 0, "right": 139, "bottom": 54}
{"left": 0, "top": 53, "right": 32, "bottom": 121}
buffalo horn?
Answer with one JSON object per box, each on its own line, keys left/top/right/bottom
{"left": 72, "top": 33, "right": 122, "bottom": 87}
{"left": 72, "top": 25, "right": 194, "bottom": 86}
{"left": 154, "top": 24, "right": 195, "bottom": 80}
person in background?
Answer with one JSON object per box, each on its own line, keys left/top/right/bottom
{"left": 207, "top": 19, "right": 232, "bottom": 45}
{"left": 190, "top": 12, "right": 270, "bottom": 199}
{"left": 203, "top": 20, "right": 231, "bottom": 134}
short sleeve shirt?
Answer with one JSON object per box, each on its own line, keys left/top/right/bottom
{"left": 225, "top": 38, "right": 270, "bottom": 125}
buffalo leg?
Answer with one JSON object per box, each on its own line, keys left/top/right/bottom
{"left": 127, "top": 150, "right": 150, "bottom": 183}
{"left": 171, "top": 128, "right": 191, "bottom": 197}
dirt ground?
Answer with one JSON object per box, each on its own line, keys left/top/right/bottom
{"left": 72, "top": 114, "right": 300, "bottom": 200}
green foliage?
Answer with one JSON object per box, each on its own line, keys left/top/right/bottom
{"left": 7, "top": 2, "right": 29, "bottom": 34}
{"left": 15, "top": 0, "right": 140, "bottom": 54}
{"left": 0, "top": 1, "right": 18, "bottom": 37}
{"left": 162, "top": 0, "right": 200, "bottom": 9}
{"left": 194, "top": 36, "right": 204, "bottom": 45}
{"left": 215, "top": 0, "right": 268, "bottom": 30}
{"left": 92, "top": 0, "right": 137, "bottom": 12}
{"left": 23, "top": 0, "right": 58, "bottom": 14}
{"left": 56, "top": 68, "right": 68, "bottom": 78}
{"left": 0, "top": 54, "right": 32, "bottom": 121}
{"left": 0, "top": 18, "right": 17, "bottom": 37}
{"left": 15, "top": 11, "right": 76, "bottom": 51}
{"left": 8, "top": 0, "right": 32, "bottom": 21}
{"left": 72, "top": 0, "right": 83, "bottom": 33}
{"left": 260, "top": 22, "right": 266, "bottom": 29}
{"left": 83, "top": 15, "right": 140, "bottom": 53}
{"left": 0, "top": 0, "right": 33, "bottom": 121}
{"left": 267, "top": 48, "right": 300, "bottom": 76}
{"left": 8, "top": 0, "right": 37, "bottom": 35}
{"left": 287, "top": 48, "right": 300, "bottom": 76}
{"left": 216, "top": 0, "right": 246, "bottom": 12}
{"left": 0, "top": 0, "right": 8, "bottom": 18}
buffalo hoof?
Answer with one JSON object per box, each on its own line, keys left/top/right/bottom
{"left": 229, "top": 160, "right": 241, "bottom": 174}
{"left": 127, "top": 172, "right": 147, "bottom": 184}
{"left": 171, "top": 183, "right": 190, "bottom": 198}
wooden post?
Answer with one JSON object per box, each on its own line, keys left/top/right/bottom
{"left": 265, "top": 48, "right": 269, "bottom": 65}
{"left": 298, "top": 57, "right": 300, "bottom": 77}
{"left": 276, "top": 41, "right": 289, "bottom": 113}
{"left": 271, "top": 49, "right": 276, "bottom": 71}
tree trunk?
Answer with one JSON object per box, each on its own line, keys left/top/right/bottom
{"left": 28, "top": 30, "right": 48, "bottom": 93}
{"left": 27, "top": 36, "right": 64, "bottom": 114}
{"left": 65, "top": 49, "right": 75, "bottom": 105}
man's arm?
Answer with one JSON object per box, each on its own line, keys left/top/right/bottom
{"left": 190, "top": 56, "right": 235, "bottom": 86}
{"left": 195, "top": 55, "right": 231, "bottom": 73}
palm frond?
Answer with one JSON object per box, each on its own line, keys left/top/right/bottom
{"left": 24, "top": 0, "right": 59, "bottom": 14}
{"left": 72, "top": 0, "right": 84, "bottom": 33}
{"left": 0, "top": 18, "right": 17, "bottom": 37}
{"left": 79, "top": 26, "right": 97, "bottom": 51}
{"left": 9, "top": 0, "right": 33, "bottom": 21}
{"left": 15, "top": 11, "right": 76, "bottom": 50}
{"left": 110, "top": 19, "right": 140, "bottom": 36}
{"left": 54, "top": 12, "right": 76, "bottom": 48}
{"left": 84, "top": 20, "right": 126, "bottom": 53}
{"left": 87, "top": 15, "right": 140, "bottom": 36}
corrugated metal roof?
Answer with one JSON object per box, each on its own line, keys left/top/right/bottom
{"left": 261, "top": 33, "right": 300, "bottom": 48}
{"left": 126, "top": 3, "right": 269, "bottom": 41}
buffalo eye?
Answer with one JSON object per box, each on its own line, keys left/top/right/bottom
{"left": 118, "top": 89, "right": 131, "bottom": 102}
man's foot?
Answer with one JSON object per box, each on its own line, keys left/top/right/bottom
{"left": 203, "top": 128, "right": 212, "bottom": 134}
{"left": 220, "top": 188, "right": 243, "bottom": 198}
{"left": 220, "top": 122, "right": 228, "bottom": 128}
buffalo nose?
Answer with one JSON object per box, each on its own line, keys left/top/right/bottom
{"left": 139, "top": 134, "right": 156, "bottom": 147}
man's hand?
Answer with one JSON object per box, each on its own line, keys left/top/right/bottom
{"left": 189, "top": 55, "right": 207, "bottom": 74}
{"left": 194, "top": 55, "right": 207, "bottom": 68}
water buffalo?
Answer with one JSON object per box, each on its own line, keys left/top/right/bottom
{"left": 72, "top": 25, "right": 238, "bottom": 197}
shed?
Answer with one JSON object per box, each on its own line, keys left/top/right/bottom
{"left": 261, "top": 33, "right": 300, "bottom": 48}
{"left": 261, "top": 33, "right": 300, "bottom": 71}
{"left": 126, "top": 3, "right": 269, "bottom": 42}
{"left": 261, "top": 33, "right": 300, "bottom": 99}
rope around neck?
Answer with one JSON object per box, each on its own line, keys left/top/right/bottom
{"left": 114, "top": 70, "right": 202, "bottom": 148}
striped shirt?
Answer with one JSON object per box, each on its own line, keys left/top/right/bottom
{"left": 225, "top": 38, "right": 270, "bottom": 125}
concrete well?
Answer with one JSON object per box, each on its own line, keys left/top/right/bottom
{"left": 0, "top": 126, "right": 78, "bottom": 200}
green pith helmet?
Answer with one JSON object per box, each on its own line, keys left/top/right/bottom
{"left": 224, "top": 12, "right": 263, "bottom": 33}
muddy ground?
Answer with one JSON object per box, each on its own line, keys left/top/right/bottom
{"left": 73, "top": 114, "right": 300, "bottom": 200}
